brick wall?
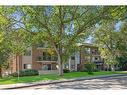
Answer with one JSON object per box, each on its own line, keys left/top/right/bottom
{"left": 32, "top": 47, "right": 43, "bottom": 70}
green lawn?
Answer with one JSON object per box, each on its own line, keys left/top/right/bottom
{"left": 0, "top": 71, "right": 127, "bottom": 85}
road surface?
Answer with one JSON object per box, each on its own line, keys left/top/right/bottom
{"left": 15, "top": 75, "right": 127, "bottom": 89}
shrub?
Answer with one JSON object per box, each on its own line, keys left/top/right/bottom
{"left": 10, "top": 69, "right": 39, "bottom": 77}
{"left": 94, "top": 69, "right": 99, "bottom": 72}
{"left": 84, "top": 62, "right": 96, "bottom": 73}
{"left": 63, "top": 69, "right": 70, "bottom": 73}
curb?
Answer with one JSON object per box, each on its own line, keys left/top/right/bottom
{"left": 1, "top": 74, "right": 127, "bottom": 89}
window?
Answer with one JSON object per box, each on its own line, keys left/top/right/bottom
{"left": 52, "top": 56, "right": 58, "bottom": 61}
{"left": 92, "top": 49, "right": 99, "bottom": 55}
{"left": 43, "top": 52, "right": 51, "bottom": 61}
{"left": 84, "top": 48, "right": 90, "bottom": 54}
{"left": 23, "top": 64, "right": 32, "bottom": 69}
{"left": 95, "top": 57, "right": 98, "bottom": 60}
{"left": 71, "top": 56, "right": 75, "bottom": 60}
{"left": 42, "top": 64, "right": 51, "bottom": 70}
{"left": 24, "top": 50, "right": 31, "bottom": 56}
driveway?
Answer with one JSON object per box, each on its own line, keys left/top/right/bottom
{"left": 18, "top": 75, "right": 127, "bottom": 89}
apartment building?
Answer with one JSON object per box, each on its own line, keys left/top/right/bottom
{"left": 66, "top": 43, "right": 104, "bottom": 71}
{"left": 78, "top": 43, "right": 104, "bottom": 71}
{"left": 2, "top": 43, "right": 104, "bottom": 76}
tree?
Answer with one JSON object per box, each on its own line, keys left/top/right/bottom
{"left": 91, "top": 6, "right": 127, "bottom": 70}
{"left": 93, "top": 18, "right": 127, "bottom": 71}
{"left": 117, "top": 55, "right": 127, "bottom": 70}
{"left": 0, "top": 6, "right": 31, "bottom": 78}
{"left": 116, "top": 20, "right": 127, "bottom": 54}
{"left": 115, "top": 20, "right": 127, "bottom": 70}
{"left": 0, "top": 6, "right": 33, "bottom": 79}
{"left": 16, "top": 6, "right": 113, "bottom": 76}
{"left": 9, "top": 29, "right": 32, "bottom": 79}
{"left": 0, "top": 32, "right": 12, "bottom": 78}
{"left": 93, "top": 22, "right": 120, "bottom": 71}
{"left": 0, "top": 6, "right": 13, "bottom": 78}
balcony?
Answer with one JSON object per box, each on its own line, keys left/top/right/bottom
{"left": 83, "top": 48, "right": 91, "bottom": 55}
{"left": 36, "top": 56, "right": 58, "bottom": 62}
{"left": 36, "top": 43, "right": 50, "bottom": 49}
{"left": 91, "top": 50, "right": 100, "bottom": 55}
{"left": 94, "top": 61, "right": 104, "bottom": 65}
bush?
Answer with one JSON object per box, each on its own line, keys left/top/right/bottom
{"left": 11, "top": 69, "right": 39, "bottom": 77}
{"left": 63, "top": 69, "right": 70, "bottom": 73}
{"left": 94, "top": 69, "right": 99, "bottom": 72}
{"left": 84, "top": 62, "right": 96, "bottom": 73}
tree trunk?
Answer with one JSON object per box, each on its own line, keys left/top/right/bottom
{"left": 111, "top": 64, "right": 115, "bottom": 71}
{"left": 51, "top": 41, "right": 64, "bottom": 76}
{"left": 58, "top": 54, "right": 63, "bottom": 76}
{"left": 16, "top": 55, "right": 20, "bottom": 80}
{"left": 0, "top": 67, "right": 2, "bottom": 78}
{"left": 106, "top": 64, "right": 109, "bottom": 71}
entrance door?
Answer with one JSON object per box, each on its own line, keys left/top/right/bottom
{"left": 47, "top": 64, "right": 51, "bottom": 70}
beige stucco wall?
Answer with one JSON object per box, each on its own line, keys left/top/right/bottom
{"left": 22, "top": 47, "right": 32, "bottom": 69}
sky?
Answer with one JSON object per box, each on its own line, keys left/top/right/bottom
{"left": 115, "top": 21, "right": 122, "bottom": 32}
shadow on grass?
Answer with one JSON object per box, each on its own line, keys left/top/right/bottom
{"left": 87, "top": 72, "right": 94, "bottom": 75}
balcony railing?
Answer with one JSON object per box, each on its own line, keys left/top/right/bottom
{"left": 37, "top": 56, "right": 58, "bottom": 61}
{"left": 91, "top": 50, "right": 100, "bottom": 55}
{"left": 37, "top": 43, "right": 49, "bottom": 49}
{"left": 84, "top": 51, "right": 91, "bottom": 54}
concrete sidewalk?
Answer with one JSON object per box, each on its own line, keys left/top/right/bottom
{"left": 0, "top": 74, "right": 127, "bottom": 89}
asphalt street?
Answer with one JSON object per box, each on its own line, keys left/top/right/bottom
{"left": 16, "top": 75, "right": 127, "bottom": 89}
